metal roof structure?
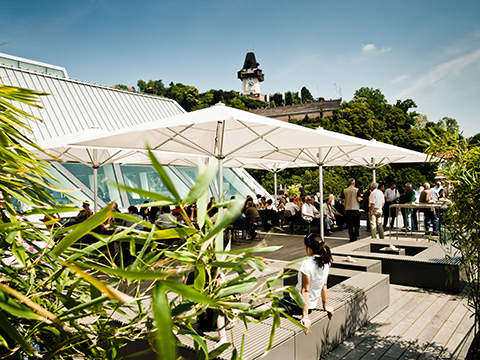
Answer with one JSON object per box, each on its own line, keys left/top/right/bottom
{"left": 0, "top": 65, "right": 185, "bottom": 143}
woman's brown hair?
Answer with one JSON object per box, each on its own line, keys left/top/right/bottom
{"left": 304, "top": 233, "right": 333, "bottom": 268}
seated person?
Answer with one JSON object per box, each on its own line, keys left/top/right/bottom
{"left": 265, "top": 198, "right": 276, "bottom": 211}
{"left": 301, "top": 196, "right": 320, "bottom": 224}
{"left": 244, "top": 200, "right": 261, "bottom": 240}
{"left": 258, "top": 196, "right": 267, "bottom": 210}
{"left": 324, "top": 194, "right": 345, "bottom": 230}
{"left": 279, "top": 233, "right": 334, "bottom": 330}
{"left": 156, "top": 206, "right": 177, "bottom": 229}
{"left": 76, "top": 201, "right": 93, "bottom": 222}
{"left": 284, "top": 197, "right": 299, "bottom": 217}
{"left": 124, "top": 206, "right": 143, "bottom": 229}
{"left": 186, "top": 202, "right": 197, "bottom": 222}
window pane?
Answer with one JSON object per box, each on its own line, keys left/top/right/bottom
{"left": 45, "top": 165, "right": 92, "bottom": 205}
{"left": 120, "top": 165, "right": 189, "bottom": 205}
{"left": 61, "top": 163, "right": 121, "bottom": 205}
{"left": 212, "top": 168, "right": 258, "bottom": 199}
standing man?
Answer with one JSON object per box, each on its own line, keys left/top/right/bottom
{"left": 343, "top": 178, "right": 362, "bottom": 242}
{"left": 369, "top": 183, "right": 385, "bottom": 239}
{"left": 399, "top": 183, "right": 416, "bottom": 231}
{"left": 383, "top": 183, "right": 399, "bottom": 229}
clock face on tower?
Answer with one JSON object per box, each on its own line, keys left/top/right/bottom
{"left": 246, "top": 79, "right": 256, "bottom": 90}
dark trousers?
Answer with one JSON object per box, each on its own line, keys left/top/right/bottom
{"left": 383, "top": 201, "right": 397, "bottom": 227}
{"left": 346, "top": 210, "right": 360, "bottom": 242}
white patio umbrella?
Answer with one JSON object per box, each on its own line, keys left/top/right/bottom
{"left": 68, "top": 103, "right": 370, "bottom": 195}
{"left": 67, "top": 103, "right": 371, "bottom": 241}
{"left": 225, "top": 135, "right": 429, "bottom": 238}
{"left": 322, "top": 139, "right": 429, "bottom": 183}
{"left": 36, "top": 132, "right": 208, "bottom": 211}
{"left": 63, "top": 105, "right": 431, "bottom": 241}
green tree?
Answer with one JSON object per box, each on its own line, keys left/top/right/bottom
{"left": 137, "top": 79, "right": 166, "bottom": 96}
{"left": 165, "top": 82, "right": 200, "bottom": 111}
{"left": 270, "top": 93, "right": 284, "bottom": 106}
{"left": 300, "top": 86, "right": 314, "bottom": 103}
{"left": 113, "top": 84, "right": 132, "bottom": 91}
{"left": 426, "top": 128, "right": 480, "bottom": 356}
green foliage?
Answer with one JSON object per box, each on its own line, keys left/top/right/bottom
{"left": 0, "top": 84, "right": 54, "bottom": 213}
{"left": 300, "top": 86, "right": 314, "bottom": 103}
{"left": 269, "top": 93, "right": 284, "bottom": 107}
{"left": 135, "top": 80, "right": 266, "bottom": 112}
{"left": 426, "top": 129, "right": 480, "bottom": 334}
{"left": 284, "top": 91, "right": 300, "bottom": 106}
{"left": 113, "top": 84, "right": 132, "bottom": 91}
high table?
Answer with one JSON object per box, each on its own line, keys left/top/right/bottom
{"left": 389, "top": 202, "right": 449, "bottom": 240}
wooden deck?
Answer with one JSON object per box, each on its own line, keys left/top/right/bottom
{"left": 324, "top": 284, "right": 473, "bottom": 360}
{"left": 231, "top": 229, "right": 475, "bottom": 360}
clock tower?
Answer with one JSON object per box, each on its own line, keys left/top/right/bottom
{"left": 238, "top": 52, "right": 265, "bottom": 100}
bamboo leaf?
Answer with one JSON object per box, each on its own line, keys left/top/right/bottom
{"left": 161, "top": 280, "right": 216, "bottom": 306}
{"left": 217, "top": 280, "right": 257, "bottom": 298}
{"left": 217, "top": 301, "right": 251, "bottom": 310}
{"left": 22, "top": 206, "right": 80, "bottom": 216}
{"left": 0, "top": 299, "right": 43, "bottom": 321}
{"left": 217, "top": 245, "right": 282, "bottom": 255}
{"left": 112, "top": 182, "right": 175, "bottom": 204}
{"left": 280, "top": 310, "right": 308, "bottom": 332}
{"left": 152, "top": 283, "right": 177, "bottom": 360}
{"left": 267, "top": 311, "right": 280, "bottom": 350}
{"left": 209, "top": 342, "right": 231, "bottom": 359}
{"left": 191, "top": 333, "right": 209, "bottom": 359}
{"left": 0, "top": 283, "right": 65, "bottom": 329}
{"left": 183, "top": 162, "right": 217, "bottom": 206}
{"left": 0, "top": 313, "right": 35, "bottom": 355}
{"left": 286, "top": 286, "right": 306, "bottom": 308}
{"left": 204, "top": 199, "right": 242, "bottom": 242}
{"left": 171, "top": 301, "right": 195, "bottom": 317}
{"left": 193, "top": 265, "right": 206, "bottom": 291}
{"left": 153, "top": 227, "right": 197, "bottom": 239}
{"left": 11, "top": 240, "right": 26, "bottom": 266}
{"left": 51, "top": 203, "right": 113, "bottom": 257}
{"left": 148, "top": 148, "right": 181, "bottom": 201}
{"left": 60, "top": 261, "right": 134, "bottom": 304}
{"left": 59, "top": 296, "right": 108, "bottom": 318}
{"left": 81, "top": 262, "right": 179, "bottom": 280}
{"left": 130, "top": 225, "right": 155, "bottom": 270}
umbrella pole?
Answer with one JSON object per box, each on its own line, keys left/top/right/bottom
{"left": 218, "top": 158, "right": 223, "bottom": 201}
{"left": 274, "top": 171, "right": 277, "bottom": 199}
{"left": 319, "top": 164, "right": 324, "bottom": 240}
{"left": 93, "top": 166, "right": 98, "bottom": 213}
{"left": 372, "top": 168, "right": 376, "bottom": 183}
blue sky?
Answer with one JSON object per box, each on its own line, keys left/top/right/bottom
{"left": 2, "top": 0, "right": 480, "bottom": 135}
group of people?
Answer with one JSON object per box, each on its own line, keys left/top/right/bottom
{"left": 343, "top": 179, "right": 448, "bottom": 242}
{"left": 238, "top": 192, "right": 347, "bottom": 240}
{"left": 65, "top": 177, "right": 448, "bottom": 245}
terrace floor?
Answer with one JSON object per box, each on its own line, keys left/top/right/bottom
{"left": 231, "top": 227, "right": 475, "bottom": 360}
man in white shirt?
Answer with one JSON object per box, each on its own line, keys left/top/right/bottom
{"left": 284, "top": 197, "right": 299, "bottom": 216}
{"left": 383, "top": 183, "right": 399, "bottom": 229}
{"left": 369, "top": 182, "right": 385, "bottom": 239}
{"left": 301, "top": 196, "right": 319, "bottom": 223}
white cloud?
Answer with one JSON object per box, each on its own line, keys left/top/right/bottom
{"left": 362, "top": 43, "right": 376, "bottom": 53}
{"left": 391, "top": 74, "right": 409, "bottom": 84}
{"left": 395, "top": 48, "right": 480, "bottom": 99}
{"left": 362, "top": 43, "right": 392, "bottom": 54}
